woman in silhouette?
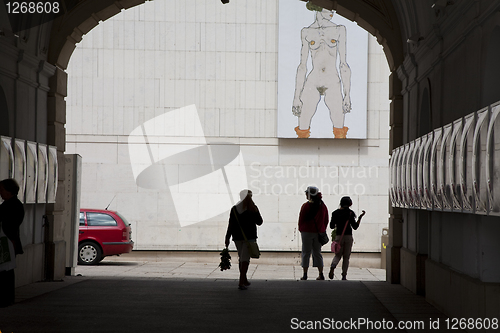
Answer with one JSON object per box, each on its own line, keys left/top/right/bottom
{"left": 328, "top": 196, "right": 365, "bottom": 280}
{"left": 298, "top": 186, "right": 329, "bottom": 280}
{"left": 0, "top": 178, "right": 25, "bottom": 307}
{"left": 225, "top": 190, "right": 263, "bottom": 290}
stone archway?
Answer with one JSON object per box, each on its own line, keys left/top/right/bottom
{"left": 45, "top": 0, "right": 404, "bottom": 281}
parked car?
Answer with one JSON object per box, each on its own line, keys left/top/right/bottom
{"left": 78, "top": 209, "right": 134, "bottom": 265}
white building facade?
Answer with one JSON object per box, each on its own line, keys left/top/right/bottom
{"left": 65, "top": 0, "right": 390, "bottom": 253}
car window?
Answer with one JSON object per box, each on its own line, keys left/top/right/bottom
{"left": 87, "top": 212, "right": 118, "bottom": 226}
{"left": 116, "top": 212, "right": 130, "bottom": 226}
{"left": 79, "top": 212, "right": 85, "bottom": 226}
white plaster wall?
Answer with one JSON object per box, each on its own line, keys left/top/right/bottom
{"left": 66, "top": 0, "right": 390, "bottom": 252}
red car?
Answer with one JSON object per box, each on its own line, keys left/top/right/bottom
{"left": 78, "top": 209, "right": 134, "bottom": 265}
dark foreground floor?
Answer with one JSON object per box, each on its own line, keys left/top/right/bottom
{"left": 0, "top": 278, "right": 458, "bottom": 333}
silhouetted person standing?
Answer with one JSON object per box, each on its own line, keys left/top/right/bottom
{"left": 298, "top": 186, "right": 328, "bottom": 280}
{"left": 225, "top": 190, "right": 263, "bottom": 290}
{"left": 328, "top": 196, "right": 365, "bottom": 280}
{"left": 0, "top": 178, "right": 25, "bottom": 307}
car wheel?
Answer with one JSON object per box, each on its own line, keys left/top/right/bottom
{"left": 78, "top": 242, "right": 102, "bottom": 265}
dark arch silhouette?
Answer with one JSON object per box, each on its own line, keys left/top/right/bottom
{"left": 47, "top": 0, "right": 404, "bottom": 71}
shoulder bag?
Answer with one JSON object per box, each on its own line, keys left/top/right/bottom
{"left": 313, "top": 204, "right": 329, "bottom": 246}
{"left": 331, "top": 219, "right": 349, "bottom": 254}
{"left": 315, "top": 222, "right": 329, "bottom": 246}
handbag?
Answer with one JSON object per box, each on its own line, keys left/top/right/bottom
{"left": 247, "top": 241, "right": 260, "bottom": 259}
{"left": 0, "top": 227, "right": 16, "bottom": 272}
{"left": 331, "top": 219, "right": 349, "bottom": 254}
{"left": 318, "top": 232, "right": 329, "bottom": 246}
{"left": 232, "top": 208, "right": 260, "bottom": 259}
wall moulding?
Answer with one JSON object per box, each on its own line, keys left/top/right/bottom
{"left": 397, "top": 1, "right": 500, "bottom": 90}
{"left": 391, "top": 100, "right": 500, "bottom": 216}
{"left": 0, "top": 136, "right": 57, "bottom": 204}
{"left": 486, "top": 104, "right": 500, "bottom": 215}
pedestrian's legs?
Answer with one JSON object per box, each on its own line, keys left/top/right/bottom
{"left": 300, "top": 232, "right": 314, "bottom": 280}
{"left": 341, "top": 236, "right": 354, "bottom": 279}
{"left": 0, "top": 269, "right": 15, "bottom": 307}
{"left": 311, "top": 234, "right": 325, "bottom": 280}
{"left": 234, "top": 240, "right": 251, "bottom": 289}
{"left": 329, "top": 236, "right": 342, "bottom": 279}
{"left": 239, "top": 261, "right": 250, "bottom": 287}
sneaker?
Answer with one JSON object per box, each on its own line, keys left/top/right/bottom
{"left": 341, "top": 275, "right": 347, "bottom": 281}
{"left": 316, "top": 273, "right": 325, "bottom": 280}
{"left": 300, "top": 274, "right": 308, "bottom": 280}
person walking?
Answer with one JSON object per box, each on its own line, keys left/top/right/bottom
{"left": 298, "top": 186, "right": 329, "bottom": 280}
{"left": 0, "top": 178, "right": 25, "bottom": 307}
{"left": 225, "top": 190, "right": 263, "bottom": 290}
{"left": 328, "top": 196, "right": 365, "bottom": 280}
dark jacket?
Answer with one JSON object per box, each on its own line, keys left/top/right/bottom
{"left": 0, "top": 196, "right": 25, "bottom": 255}
{"left": 330, "top": 208, "right": 358, "bottom": 236}
{"left": 226, "top": 206, "right": 263, "bottom": 241}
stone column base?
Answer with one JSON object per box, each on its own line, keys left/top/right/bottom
{"left": 14, "top": 243, "right": 45, "bottom": 287}
{"left": 426, "top": 259, "right": 500, "bottom": 319}
{"left": 45, "top": 240, "right": 67, "bottom": 281}
{"left": 400, "top": 247, "right": 427, "bottom": 295}
{"left": 386, "top": 245, "right": 401, "bottom": 284}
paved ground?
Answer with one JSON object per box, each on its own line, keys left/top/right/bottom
{"left": 72, "top": 257, "right": 386, "bottom": 282}
{"left": 1, "top": 252, "right": 462, "bottom": 333}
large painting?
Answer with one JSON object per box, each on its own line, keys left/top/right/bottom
{"left": 278, "top": 0, "right": 368, "bottom": 139}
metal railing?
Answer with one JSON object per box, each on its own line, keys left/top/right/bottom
{"left": 390, "top": 101, "right": 500, "bottom": 216}
{"left": 0, "top": 136, "right": 57, "bottom": 204}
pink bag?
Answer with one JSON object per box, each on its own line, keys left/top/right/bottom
{"left": 331, "top": 241, "right": 341, "bottom": 254}
{"left": 331, "top": 219, "right": 349, "bottom": 254}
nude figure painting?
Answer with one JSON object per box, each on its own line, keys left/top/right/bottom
{"left": 278, "top": 1, "right": 368, "bottom": 139}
